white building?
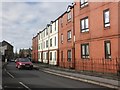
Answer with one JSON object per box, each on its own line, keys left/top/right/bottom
{"left": 49, "top": 20, "right": 58, "bottom": 65}
{"left": 38, "top": 19, "right": 58, "bottom": 65}
{"left": 42, "top": 27, "right": 49, "bottom": 64}
{"left": 38, "top": 31, "right": 43, "bottom": 62}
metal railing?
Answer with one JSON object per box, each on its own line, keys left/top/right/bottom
{"left": 59, "top": 58, "right": 120, "bottom": 75}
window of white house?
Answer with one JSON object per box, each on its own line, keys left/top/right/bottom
{"left": 54, "top": 37, "right": 56, "bottom": 46}
{"left": 46, "top": 40, "right": 48, "bottom": 48}
{"left": 46, "top": 29, "right": 48, "bottom": 36}
{"left": 61, "top": 34, "right": 63, "bottom": 44}
{"left": 44, "top": 31, "right": 45, "bottom": 37}
{"left": 54, "top": 52, "right": 56, "bottom": 61}
{"left": 55, "top": 22, "right": 56, "bottom": 31}
{"left": 81, "top": 44, "right": 89, "bottom": 59}
{"left": 39, "top": 34, "right": 40, "bottom": 40}
{"left": 67, "top": 11, "right": 71, "bottom": 21}
{"left": 46, "top": 52, "right": 48, "bottom": 60}
{"left": 105, "top": 41, "right": 111, "bottom": 59}
{"left": 41, "top": 33, "right": 42, "bottom": 39}
{"left": 38, "top": 44, "right": 40, "bottom": 50}
{"left": 80, "top": 0, "right": 88, "bottom": 8}
{"left": 43, "top": 42, "right": 45, "bottom": 48}
{"left": 80, "top": 17, "right": 89, "bottom": 32}
{"left": 40, "top": 43, "right": 42, "bottom": 49}
{"left": 50, "top": 38, "right": 52, "bottom": 47}
{"left": 50, "top": 25, "right": 52, "bottom": 33}
{"left": 67, "top": 30, "right": 72, "bottom": 41}
{"left": 67, "top": 50, "right": 72, "bottom": 62}
{"left": 104, "top": 9, "right": 110, "bottom": 28}
{"left": 50, "top": 52, "right": 52, "bottom": 60}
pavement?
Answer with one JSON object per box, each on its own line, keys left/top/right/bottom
{"left": 33, "top": 63, "right": 120, "bottom": 89}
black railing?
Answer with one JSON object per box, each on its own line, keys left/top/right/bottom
{"left": 59, "top": 58, "right": 120, "bottom": 75}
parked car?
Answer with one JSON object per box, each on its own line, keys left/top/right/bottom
{"left": 15, "top": 58, "right": 33, "bottom": 70}
{"left": 10, "top": 59, "right": 15, "bottom": 62}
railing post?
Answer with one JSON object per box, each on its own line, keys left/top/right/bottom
{"left": 83, "top": 60, "right": 84, "bottom": 72}
{"left": 102, "top": 58, "right": 104, "bottom": 74}
{"left": 91, "top": 58, "right": 93, "bottom": 72}
{"left": 116, "top": 58, "right": 120, "bottom": 76}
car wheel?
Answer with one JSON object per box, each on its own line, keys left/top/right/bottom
{"left": 18, "top": 65, "right": 21, "bottom": 69}
{"left": 29, "top": 67, "right": 33, "bottom": 70}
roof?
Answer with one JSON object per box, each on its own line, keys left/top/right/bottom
{"left": 1, "top": 40, "right": 13, "bottom": 47}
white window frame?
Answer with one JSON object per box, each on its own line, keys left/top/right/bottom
{"left": 80, "top": 0, "right": 88, "bottom": 8}
{"left": 50, "top": 38, "right": 52, "bottom": 47}
{"left": 67, "top": 50, "right": 72, "bottom": 62}
{"left": 104, "top": 9, "right": 110, "bottom": 28}
{"left": 105, "top": 41, "right": 111, "bottom": 59}
{"left": 81, "top": 43, "right": 89, "bottom": 59}
{"left": 67, "top": 30, "right": 72, "bottom": 41}
{"left": 67, "top": 11, "right": 72, "bottom": 21}
{"left": 81, "top": 17, "right": 89, "bottom": 33}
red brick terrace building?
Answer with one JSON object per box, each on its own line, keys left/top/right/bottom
{"left": 58, "top": 5, "right": 75, "bottom": 69}
{"left": 58, "top": 1, "right": 120, "bottom": 73}
{"left": 32, "top": 34, "right": 38, "bottom": 62}
{"left": 74, "top": 1, "right": 120, "bottom": 73}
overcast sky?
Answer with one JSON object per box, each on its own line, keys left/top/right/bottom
{"left": 1, "top": 1, "right": 73, "bottom": 52}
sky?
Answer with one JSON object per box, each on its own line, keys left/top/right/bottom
{"left": 1, "top": 1, "right": 73, "bottom": 52}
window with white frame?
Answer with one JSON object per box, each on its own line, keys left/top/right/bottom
{"left": 80, "top": 17, "right": 89, "bottom": 32}
{"left": 46, "top": 29, "right": 48, "bottom": 36}
{"left": 46, "top": 40, "right": 48, "bottom": 48}
{"left": 54, "top": 52, "right": 56, "bottom": 61}
{"left": 44, "top": 31, "right": 45, "bottom": 37}
{"left": 50, "top": 38, "right": 52, "bottom": 47}
{"left": 81, "top": 44, "right": 89, "bottom": 59}
{"left": 41, "top": 33, "right": 42, "bottom": 39}
{"left": 38, "top": 44, "right": 40, "bottom": 50}
{"left": 50, "top": 25, "right": 52, "bottom": 33}
{"left": 103, "top": 9, "right": 110, "bottom": 28}
{"left": 67, "top": 30, "right": 71, "bottom": 41}
{"left": 67, "top": 50, "right": 72, "bottom": 62}
{"left": 39, "top": 34, "right": 40, "bottom": 40}
{"left": 55, "top": 22, "right": 56, "bottom": 31}
{"left": 105, "top": 41, "right": 111, "bottom": 59}
{"left": 40, "top": 43, "right": 42, "bottom": 49}
{"left": 54, "top": 37, "right": 56, "bottom": 46}
{"left": 80, "top": 0, "right": 88, "bottom": 8}
{"left": 46, "top": 52, "right": 48, "bottom": 60}
{"left": 43, "top": 42, "right": 45, "bottom": 48}
{"left": 50, "top": 52, "right": 52, "bottom": 60}
{"left": 61, "top": 34, "right": 63, "bottom": 43}
{"left": 67, "top": 11, "right": 71, "bottom": 21}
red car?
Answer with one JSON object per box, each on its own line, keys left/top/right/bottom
{"left": 16, "top": 58, "right": 33, "bottom": 69}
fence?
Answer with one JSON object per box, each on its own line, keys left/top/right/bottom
{"left": 59, "top": 58, "right": 120, "bottom": 75}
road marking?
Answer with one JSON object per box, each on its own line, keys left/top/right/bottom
{"left": 19, "top": 82, "right": 31, "bottom": 90}
{"left": 6, "top": 71, "right": 14, "bottom": 78}
{"left": 43, "top": 70, "right": 118, "bottom": 89}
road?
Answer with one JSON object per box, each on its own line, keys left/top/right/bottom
{"left": 2, "top": 62, "right": 113, "bottom": 90}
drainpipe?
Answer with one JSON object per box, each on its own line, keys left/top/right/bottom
{"left": 72, "top": 2, "right": 76, "bottom": 69}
